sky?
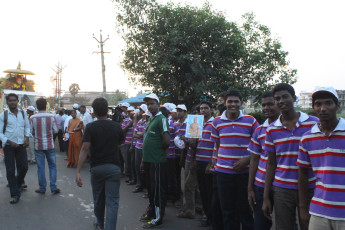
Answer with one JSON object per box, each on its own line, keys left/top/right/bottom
{"left": 0, "top": 0, "right": 344, "bottom": 98}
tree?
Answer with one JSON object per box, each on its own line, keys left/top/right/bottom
{"left": 69, "top": 83, "right": 80, "bottom": 98}
{"left": 106, "top": 89, "right": 128, "bottom": 105}
{"left": 114, "top": 0, "right": 297, "bottom": 109}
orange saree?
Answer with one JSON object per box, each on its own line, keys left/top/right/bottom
{"left": 66, "top": 118, "right": 84, "bottom": 167}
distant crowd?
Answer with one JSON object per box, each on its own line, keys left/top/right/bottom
{"left": 0, "top": 82, "right": 344, "bottom": 230}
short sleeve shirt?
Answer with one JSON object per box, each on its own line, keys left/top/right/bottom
{"left": 264, "top": 112, "right": 319, "bottom": 189}
{"left": 142, "top": 112, "right": 170, "bottom": 163}
{"left": 83, "top": 120, "right": 124, "bottom": 168}
{"left": 211, "top": 111, "right": 259, "bottom": 174}
{"left": 297, "top": 118, "right": 345, "bottom": 220}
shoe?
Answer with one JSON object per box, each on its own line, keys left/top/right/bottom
{"left": 52, "top": 188, "right": 61, "bottom": 194}
{"left": 31, "top": 160, "right": 36, "bottom": 165}
{"left": 199, "top": 219, "right": 211, "bottom": 227}
{"left": 35, "top": 189, "right": 46, "bottom": 194}
{"left": 9, "top": 197, "right": 20, "bottom": 204}
{"left": 142, "top": 193, "right": 149, "bottom": 198}
{"left": 176, "top": 211, "right": 195, "bottom": 219}
{"left": 127, "top": 180, "right": 136, "bottom": 185}
{"left": 132, "top": 187, "right": 143, "bottom": 193}
{"left": 93, "top": 222, "right": 104, "bottom": 230}
{"left": 139, "top": 210, "right": 154, "bottom": 222}
{"left": 21, "top": 183, "right": 28, "bottom": 189}
{"left": 142, "top": 220, "right": 163, "bottom": 229}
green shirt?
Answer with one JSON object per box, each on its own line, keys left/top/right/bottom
{"left": 142, "top": 112, "right": 169, "bottom": 163}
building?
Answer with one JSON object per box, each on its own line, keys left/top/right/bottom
{"left": 298, "top": 91, "right": 313, "bottom": 109}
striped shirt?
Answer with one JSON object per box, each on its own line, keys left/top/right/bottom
{"left": 135, "top": 119, "right": 146, "bottom": 149}
{"left": 196, "top": 117, "right": 215, "bottom": 162}
{"left": 167, "top": 121, "right": 178, "bottom": 159}
{"left": 211, "top": 111, "right": 259, "bottom": 174}
{"left": 122, "top": 118, "right": 134, "bottom": 145}
{"left": 30, "top": 112, "right": 59, "bottom": 150}
{"left": 297, "top": 118, "right": 345, "bottom": 220}
{"left": 247, "top": 119, "right": 271, "bottom": 187}
{"left": 264, "top": 112, "right": 319, "bottom": 189}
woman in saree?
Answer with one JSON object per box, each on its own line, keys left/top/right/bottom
{"left": 67, "top": 110, "right": 84, "bottom": 167}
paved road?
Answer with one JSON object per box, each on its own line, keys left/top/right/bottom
{"left": 0, "top": 149, "right": 204, "bottom": 230}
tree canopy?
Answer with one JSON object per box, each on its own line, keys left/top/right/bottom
{"left": 69, "top": 83, "right": 80, "bottom": 98}
{"left": 114, "top": 0, "right": 297, "bottom": 108}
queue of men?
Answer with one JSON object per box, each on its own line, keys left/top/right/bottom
{"left": 0, "top": 82, "right": 344, "bottom": 230}
{"left": 118, "top": 83, "right": 344, "bottom": 230}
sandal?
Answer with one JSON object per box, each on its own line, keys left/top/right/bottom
{"left": 9, "top": 197, "right": 20, "bottom": 204}
{"left": 132, "top": 187, "right": 143, "bottom": 193}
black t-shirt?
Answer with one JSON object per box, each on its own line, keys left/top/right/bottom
{"left": 82, "top": 119, "right": 124, "bottom": 168}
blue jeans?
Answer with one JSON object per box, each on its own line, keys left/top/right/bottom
{"left": 216, "top": 172, "right": 254, "bottom": 230}
{"left": 35, "top": 149, "right": 57, "bottom": 192}
{"left": 91, "top": 164, "right": 121, "bottom": 230}
{"left": 253, "top": 185, "right": 272, "bottom": 230}
{"left": 3, "top": 145, "right": 28, "bottom": 198}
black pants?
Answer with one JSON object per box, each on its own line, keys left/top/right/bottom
{"left": 216, "top": 172, "right": 253, "bottom": 230}
{"left": 175, "top": 156, "right": 182, "bottom": 199}
{"left": 143, "top": 162, "right": 167, "bottom": 224}
{"left": 4, "top": 145, "right": 28, "bottom": 198}
{"left": 196, "top": 161, "right": 213, "bottom": 223}
{"left": 166, "top": 158, "right": 178, "bottom": 201}
{"left": 212, "top": 173, "right": 224, "bottom": 230}
{"left": 53, "top": 130, "right": 64, "bottom": 152}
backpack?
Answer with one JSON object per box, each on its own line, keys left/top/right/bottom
{"left": 0, "top": 109, "right": 25, "bottom": 146}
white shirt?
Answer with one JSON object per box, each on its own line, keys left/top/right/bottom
{"left": 80, "top": 112, "right": 93, "bottom": 126}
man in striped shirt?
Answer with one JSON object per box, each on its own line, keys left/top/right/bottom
{"left": 262, "top": 83, "right": 319, "bottom": 230}
{"left": 132, "top": 105, "right": 147, "bottom": 193}
{"left": 211, "top": 89, "right": 259, "bottom": 230}
{"left": 247, "top": 91, "right": 280, "bottom": 230}
{"left": 298, "top": 87, "right": 345, "bottom": 230}
{"left": 121, "top": 106, "right": 135, "bottom": 184}
{"left": 30, "top": 97, "right": 60, "bottom": 194}
{"left": 195, "top": 101, "right": 214, "bottom": 227}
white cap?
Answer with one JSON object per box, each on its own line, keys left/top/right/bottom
{"left": 134, "top": 109, "right": 140, "bottom": 114}
{"left": 163, "top": 103, "right": 176, "bottom": 112}
{"left": 176, "top": 104, "right": 187, "bottom": 111}
{"left": 144, "top": 93, "right": 160, "bottom": 103}
{"left": 127, "top": 106, "right": 135, "bottom": 111}
{"left": 73, "top": 104, "right": 79, "bottom": 109}
{"left": 27, "top": 106, "right": 35, "bottom": 111}
{"left": 170, "top": 108, "right": 177, "bottom": 113}
{"left": 140, "top": 104, "right": 148, "bottom": 112}
{"left": 312, "top": 86, "right": 338, "bottom": 99}
{"left": 146, "top": 111, "right": 152, "bottom": 117}
{"left": 174, "top": 136, "right": 186, "bottom": 149}
{"left": 121, "top": 102, "right": 130, "bottom": 108}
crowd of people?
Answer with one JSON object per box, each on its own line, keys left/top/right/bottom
{"left": 0, "top": 82, "right": 344, "bottom": 230}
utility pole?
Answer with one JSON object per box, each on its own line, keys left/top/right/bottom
{"left": 93, "top": 30, "right": 110, "bottom": 99}
{"left": 51, "top": 62, "right": 67, "bottom": 109}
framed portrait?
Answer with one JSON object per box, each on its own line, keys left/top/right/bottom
{"left": 185, "top": 115, "right": 204, "bottom": 138}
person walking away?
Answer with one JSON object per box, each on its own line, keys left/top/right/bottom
{"left": 67, "top": 110, "right": 84, "bottom": 167}
{"left": 76, "top": 97, "right": 124, "bottom": 230}
{"left": 30, "top": 97, "right": 60, "bottom": 195}
{"left": 298, "top": 87, "right": 345, "bottom": 230}
{"left": 140, "top": 93, "right": 170, "bottom": 229}
{"left": 0, "top": 93, "right": 30, "bottom": 204}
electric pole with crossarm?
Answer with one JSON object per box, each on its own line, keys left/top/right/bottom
{"left": 93, "top": 30, "right": 110, "bottom": 99}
